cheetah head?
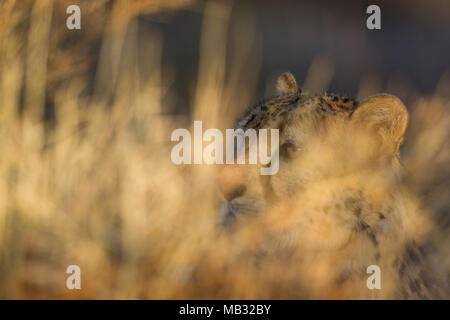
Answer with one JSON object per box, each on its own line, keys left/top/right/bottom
{"left": 217, "top": 72, "right": 409, "bottom": 226}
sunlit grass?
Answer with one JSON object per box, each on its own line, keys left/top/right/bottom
{"left": 0, "top": 0, "right": 448, "bottom": 299}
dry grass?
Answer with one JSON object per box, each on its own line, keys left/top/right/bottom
{"left": 0, "top": 0, "right": 448, "bottom": 299}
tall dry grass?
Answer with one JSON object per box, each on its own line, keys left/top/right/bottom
{"left": 0, "top": 0, "right": 448, "bottom": 299}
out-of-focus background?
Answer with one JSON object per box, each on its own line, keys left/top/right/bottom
{"left": 0, "top": 0, "right": 449, "bottom": 298}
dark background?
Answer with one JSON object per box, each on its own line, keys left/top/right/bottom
{"left": 137, "top": 0, "right": 450, "bottom": 114}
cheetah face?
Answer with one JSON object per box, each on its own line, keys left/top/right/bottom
{"left": 217, "top": 72, "right": 409, "bottom": 226}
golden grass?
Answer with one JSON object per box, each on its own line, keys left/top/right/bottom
{"left": 0, "top": 0, "right": 448, "bottom": 299}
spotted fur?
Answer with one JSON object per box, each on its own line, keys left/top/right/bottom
{"left": 217, "top": 72, "right": 435, "bottom": 299}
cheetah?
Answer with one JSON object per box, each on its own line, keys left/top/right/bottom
{"left": 215, "top": 72, "right": 441, "bottom": 299}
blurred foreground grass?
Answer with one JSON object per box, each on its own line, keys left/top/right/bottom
{"left": 0, "top": 0, "right": 449, "bottom": 298}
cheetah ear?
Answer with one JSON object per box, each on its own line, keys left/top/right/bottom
{"left": 276, "top": 72, "right": 299, "bottom": 95}
{"left": 352, "top": 94, "right": 409, "bottom": 145}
